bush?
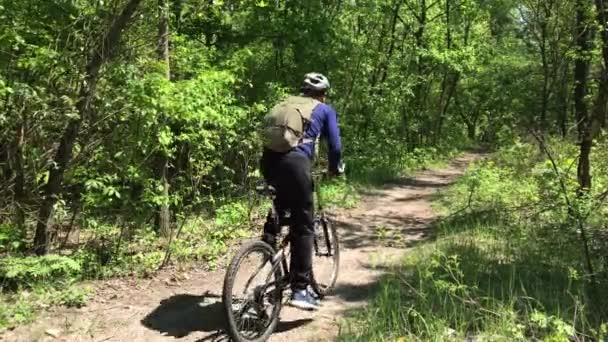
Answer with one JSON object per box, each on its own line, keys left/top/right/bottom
{"left": 0, "top": 255, "right": 81, "bottom": 288}
{"left": 0, "top": 223, "right": 26, "bottom": 254}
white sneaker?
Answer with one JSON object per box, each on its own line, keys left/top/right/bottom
{"left": 289, "top": 289, "right": 320, "bottom": 311}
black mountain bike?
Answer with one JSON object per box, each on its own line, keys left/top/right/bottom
{"left": 222, "top": 172, "right": 340, "bottom": 342}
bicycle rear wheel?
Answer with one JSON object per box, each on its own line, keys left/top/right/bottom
{"left": 222, "top": 241, "right": 284, "bottom": 342}
{"left": 311, "top": 216, "right": 340, "bottom": 298}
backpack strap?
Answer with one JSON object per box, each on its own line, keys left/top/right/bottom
{"left": 290, "top": 96, "right": 320, "bottom": 145}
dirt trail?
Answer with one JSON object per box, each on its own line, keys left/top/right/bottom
{"left": 1, "top": 154, "right": 477, "bottom": 342}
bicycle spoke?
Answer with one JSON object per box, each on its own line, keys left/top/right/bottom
{"left": 233, "top": 295, "right": 274, "bottom": 339}
{"left": 235, "top": 300, "right": 253, "bottom": 332}
{"left": 242, "top": 256, "right": 272, "bottom": 296}
{"left": 223, "top": 240, "right": 289, "bottom": 341}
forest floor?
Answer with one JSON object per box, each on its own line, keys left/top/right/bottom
{"left": 1, "top": 153, "right": 478, "bottom": 342}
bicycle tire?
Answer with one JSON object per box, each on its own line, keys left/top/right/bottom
{"left": 222, "top": 240, "right": 284, "bottom": 342}
{"left": 311, "top": 216, "right": 340, "bottom": 298}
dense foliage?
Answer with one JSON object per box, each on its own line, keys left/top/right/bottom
{"left": 1, "top": 0, "right": 607, "bottom": 334}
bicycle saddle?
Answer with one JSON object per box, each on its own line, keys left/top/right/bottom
{"left": 255, "top": 183, "right": 277, "bottom": 196}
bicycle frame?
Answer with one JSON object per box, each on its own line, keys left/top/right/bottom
{"left": 223, "top": 171, "right": 341, "bottom": 342}
{"left": 247, "top": 171, "right": 335, "bottom": 297}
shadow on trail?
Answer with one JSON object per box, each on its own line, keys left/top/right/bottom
{"left": 335, "top": 215, "right": 437, "bottom": 250}
{"left": 335, "top": 171, "right": 460, "bottom": 250}
{"left": 358, "top": 178, "right": 454, "bottom": 198}
{"left": 141, "top": 293, "right": 223, "bottom": 340}
{"left": 383, "top": 176, "right": 457, "bottom": 189}
{"left": 331, "top": 278, "right": 383, "bottom": 303}
{"left": 141, "top": 293, "right": 312, "bottom": 341}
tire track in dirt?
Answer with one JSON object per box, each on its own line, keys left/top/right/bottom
{"left": 1, "top": 154, "right": 477, "bottom": 342}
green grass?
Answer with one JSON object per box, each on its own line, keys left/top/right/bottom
{"left": 319, "top": 177, "right": 360, "bottom": 209}
{"left": 339, "top": 141, "right": 608, "bottom": 341}
{"left": 0, "top": 283, "right": 92, "bottom": 330}
{"left": 0, "top": 198, "right": 260, "bottom": 330}
{"left": 340, "top": 223, "right": 608, "bottom": 341}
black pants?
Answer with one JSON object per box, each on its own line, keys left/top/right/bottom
{"left": 260, "top": 148, "right": 314, "bottom": 291}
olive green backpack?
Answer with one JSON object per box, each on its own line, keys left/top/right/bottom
{"left": 261, "top": 95, "right": 320, "bottom": 152}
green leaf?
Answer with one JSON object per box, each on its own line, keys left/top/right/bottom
{"left": 158, "top": 127, "right": 173, "bottom": 146}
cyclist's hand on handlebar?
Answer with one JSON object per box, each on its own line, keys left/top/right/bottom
{"left": 337, "top": 162, "right": 345, "bottom": 175}
{"left": 328, "top": 162, "right": 346, "bottom": 178}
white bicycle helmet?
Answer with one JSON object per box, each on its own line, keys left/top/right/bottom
{"left": 302, "top": 72, "right": 330, "bottom": 92}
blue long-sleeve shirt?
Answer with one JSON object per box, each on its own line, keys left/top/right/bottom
{"left": 295, "top": 102, "right": 342, "bottom": 172}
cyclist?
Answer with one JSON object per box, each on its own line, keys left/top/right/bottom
{"left": 260, "top": 72, "right": 343, "bottom": 310}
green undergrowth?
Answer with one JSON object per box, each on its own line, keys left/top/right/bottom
{"left": 0, "top": 199, "right": 263, "bottom": 330}
{"left": 0, "top": 147, "right": 460, "bottom": 331}
{"left": 0, "top": 176, "right": 357, "bottom": 330}
{"left": 319, "top": 177, "right": 360, "bottom": 209}
{"left": 0, "top": 283, "right": 92, "bottom": 331}
{"left": 339, "top": 139, "right": 608, "bottom": 341}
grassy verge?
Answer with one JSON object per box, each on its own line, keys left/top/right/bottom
{"left": 340, "top": 227, "right": 608, "bottom": 341}
{"left": 0, "top": 283, "right": 92, "bottom": 331}
{"left": 339, "top": 139, "right": 608, "bottom": 341}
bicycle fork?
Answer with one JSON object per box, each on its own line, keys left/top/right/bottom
{"left": 313, "top": 216, "right": 333, "bottom": 258}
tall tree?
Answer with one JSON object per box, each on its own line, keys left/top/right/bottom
{"left": 156, "top": 0, "right": 172, "bottom": 238}
{"left": 573, "top": 0, "right": 593, "bottom": 190}
{"left": 592, "top": 0, "right": 608, "bottom": 135}
{"left": 33, "top": 0, "right": 143, "bottom": 255}
{"left": 572, "top": 0, "right": 608, "bottom": 191}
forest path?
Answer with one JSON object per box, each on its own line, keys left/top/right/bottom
{"left": 1, "top": 153, "right": 478, "bottom": 342}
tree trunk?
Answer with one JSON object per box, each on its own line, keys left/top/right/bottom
{"left": 13, "top": 118, "right": 25, "bottom": 238}
{"left": 538, "top": 1, "right": 553, "bottom": 135}
{"left": 434, "top": 1, "right": 463, "bottom": 144}
{"left": 574, "top": 0, "right": 608, "bottom": 191}
{"left": 34, "top": 0, "right": 142, "bottom": 255}
{"left": 573, "top": 0, "right": 592, "bottom": 190}
{"left": 578, "top": 139, "right": 592, "bottom": 190}
{"left": 592, "top": 0, "right": 608, "bottom": 136}
{"left": 156, "top": 0, "right": 172, "bottom": 239}
{"left": 434, "top": 0, "right": 451, "bottom": 143}
{"left": 172, "top": 0, "right": 184, "bottom": 33}
{"left": 558, "top": 62, "right": 570, "bottom": 138}
{"left": 408, "top": 0, "right": 429, "bottom": 137}
{"left": 368, "top": 9, "right": 390, "bottom": 89}
{"left": 540, "top": 48, "right": 550, "bottom": 133}
{"left": 377, "top": 1, "right": 402, "bottom": 87}
{"left": 435, "top": 72, "right": 459, "bottom": 143}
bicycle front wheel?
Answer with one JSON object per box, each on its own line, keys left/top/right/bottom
{"left": 222, "top": 240, "right": 284, "bottom": 342}
{"left": 311, "top": 216, "right": 340, "bottom": 298}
